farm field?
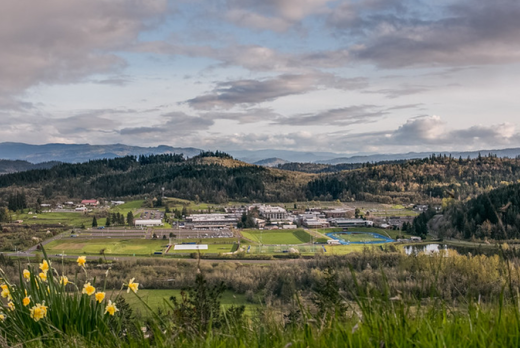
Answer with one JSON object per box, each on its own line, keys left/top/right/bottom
{"left": 241, "top": 229, "right": 311, "bottom": 244}
{"left": 10, "top": 212, "right": 98, "bottom": 227}
{"left": 44, "top": 238, "right": 167, "bottom": 255}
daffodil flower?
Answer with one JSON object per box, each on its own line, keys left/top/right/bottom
{"left": 39, "top": 260, "right": 50, "bottom": 274}
{"left": 95, "top": 292, "right": 105, "bottom": 303}
{"left": 7, "top": 302, "right": 14, "bottom": 311}
{"left": 23, "top": 269, "right": 30, "bottom": 281}
{"left": 127, "top": 278, "right": 139, "bottom": 293}
{"left": 82, "top": 282, "right": 95, "bottom": 296}
{"left": 23, "top": 296, "right": 31, "bottom": 307}
{"left": 105, "top": 300, "right": 118, "bottom": 316}
{"left": 29, "top": 303, "right": 48, "bottom": 322}
{"left": 77, "top": 256, "right": 87, "bottom": 267}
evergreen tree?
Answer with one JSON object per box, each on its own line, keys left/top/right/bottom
{"left": 92, "top": 216, "right": 98, "bottom": 227}
{"left": 106, "top": 215, "right": 111, "bottom": 227}
{"left": 127, "top": 211, "right": 134, "bottom": 226}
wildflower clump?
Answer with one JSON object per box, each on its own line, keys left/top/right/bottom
{"left": 0, "top": 248, "right": 139, "bottom": 346}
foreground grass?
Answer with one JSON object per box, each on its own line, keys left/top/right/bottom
{"left": 118, "top": 289, "right": 259, "bottom": 315}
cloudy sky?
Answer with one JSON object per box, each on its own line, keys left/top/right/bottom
{"left": 2, "top": 0, "right": 520, "bottom": 155}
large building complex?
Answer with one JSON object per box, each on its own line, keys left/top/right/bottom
{"left": 257, "top": 205, "right": 288, "bottom": 220}
{"left": 185, "top": 214, "right": 239, "bottom": 229}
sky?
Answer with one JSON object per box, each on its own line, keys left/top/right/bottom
{"left": 1, "top": 0, "right": 520, "bottom": 155}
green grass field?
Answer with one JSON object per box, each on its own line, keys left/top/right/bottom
{"left": 11, "top": 212, "right": 95, "bottom": 227}
{"left": 115, "top": 289, "right": 259, "bottom": 316}
{"left": 241, "top": 229, "right": 311, "bottom": 244}
{"left": 109, "top": 200, "right": 144, "bottom": 215}
{"left": 45, "top": 238, "right": 167, "bottom": 255}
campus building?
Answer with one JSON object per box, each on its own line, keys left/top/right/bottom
{"left": 185, "top": 214, "right": 239, "bottom": 229}
{"left": 330, "top": 219, "right": 374, "bottom": 228}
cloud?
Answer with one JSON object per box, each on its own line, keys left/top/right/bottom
{"left": 0, "top": 0, "right": 168, "bottom": 100}
{"left": 330, "top": 0, "right": 520, "bottom": 67}
{"left": 184, "top": 72, "right": 367, "bottom": 110}
{"left": 363, "top": 84, "right": 432, "bottom": 99}
{"left": 119, "top": 112, "right": 214, "bottom": 136}
{"left": 274, "top": 105, "right": 386, "bottom": 126}
{"left": 202, "top": 108, "right": 281, "bottom": 124}
{"left": 223, "top": 0, "right": 332, "bottom": 32}
{"left": 343, "top": 116, "right": 520, "bottom": 150}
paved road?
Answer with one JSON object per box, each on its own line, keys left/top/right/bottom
{"left": 5, "top": 251, "right": 301, "bottom": 264}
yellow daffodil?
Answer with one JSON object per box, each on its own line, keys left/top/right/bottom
{"left": 95, "top": 292, "right": 105, "bottom": 303}
{"left": 127, "top": 278, "right": 139, "bottom": 293}
{"left": 60, "top": 276, "right": 69, "bottom": 286}
{"left": 29, "top": 303, "right": 48, "bottom": 322}
{"left": 104, "top": 300, "right": 118, "bottom": 316}
{"left": 77, "top": 256, "right": 87, "bottom": 267}
{"left": 23, "top": 296, "right": 31, "bottom": 307}
{"left": 82, "top": 282, "right": 95, "bottom": 296}
{"left": 23, "top": 269, "right": 30, "bottom": 280}
{"left": 39, "top": 272, "right": 47, "bottom": 282}
{"left": 7, "top": 302, "right": 14, "bottom": 311}
{"left": 0, "top": 313, "right": 5, "bottom": 321}
{"left": 39, "top": 260, "right": 50, "bottom": 274}
{"left": 0, "top": 285, "right": 9, "bottom": 299}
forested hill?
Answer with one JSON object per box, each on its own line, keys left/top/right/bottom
{"left": 0, "top": 152, "right": 312, "bottom": 205}
{"left": 0, "top": 160, "right": 60, "bottom": 175}
{"left": 440, "top": 183, "right": 520, "bottom": 240}
{"left": 305, "top": 154, "right": 520, "bottom": 204}
{"left": 2, "top": 153, "right": 520, "bottom": 207}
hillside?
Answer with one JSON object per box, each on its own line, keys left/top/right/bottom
{"left": 0, "top": 152, "right": 312, "bottom": 206}
{"left": 0, "top": 160, "right": 60, "bottom": 175}
{"left": 439, "top": 182, "right": 520, "bottom": 240}
{"left": 305, "top": 154, "right": 520, "bottom": 204}
{"left": 1, "top": 153, "right": 520, "bottom": 208}
{"left": 253, "top": 158, "right": 289, "bottom": 167}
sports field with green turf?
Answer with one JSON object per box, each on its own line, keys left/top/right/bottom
{"left": 166, "top": 244, "right": 235, "bottom": 254}
{"left": 45, "top": 238, "right": 237, "bottom": 256}
{"left": 240, "top": 229, "right": 311, "bottom": 244}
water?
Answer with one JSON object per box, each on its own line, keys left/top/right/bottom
{"left": 404, "top": 244, "right": 449, "bottom": 255}
{"left": 404, "top": 243, "right": 502, "bottom": 256}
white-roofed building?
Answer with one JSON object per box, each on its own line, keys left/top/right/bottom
{"left": 135, "top": 219, "right": 163, "bottom": 227}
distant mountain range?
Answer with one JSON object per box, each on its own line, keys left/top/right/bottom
{"left": 0, "top": 142, "right": 203, "bottom": 163}
{"left": 315, "top": 148, "right": 520, "bottom": 165}
{"left": 1, "top": 142, "right": 520, "bottom": 167}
